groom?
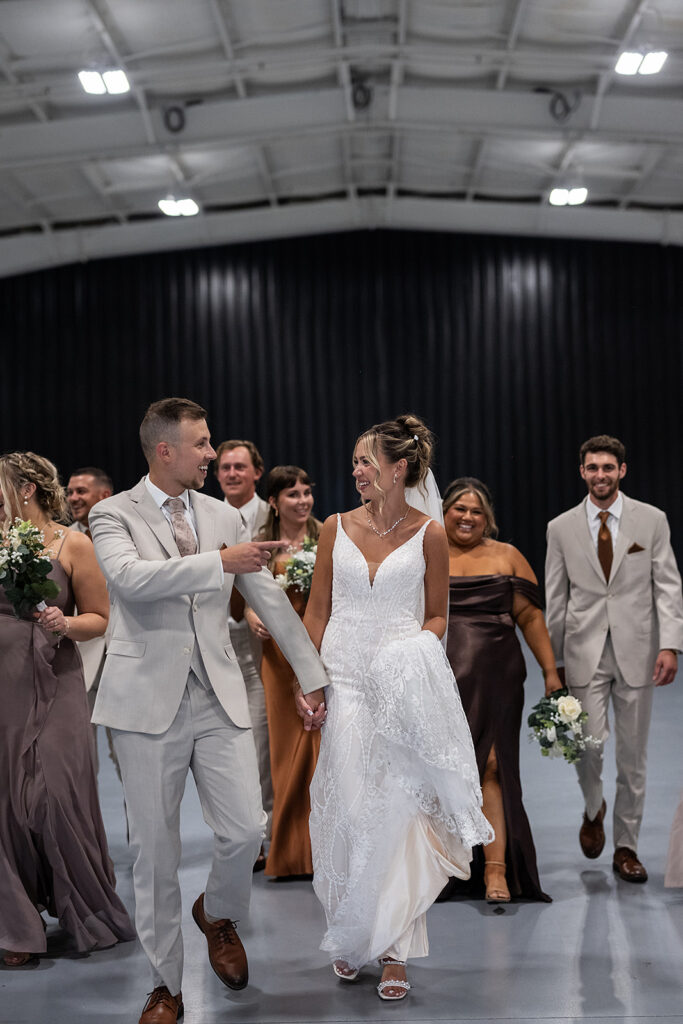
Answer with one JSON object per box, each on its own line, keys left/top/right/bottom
{"left": 545, "top": 435, "right": 683, "bottom": 883}
{"left": 89, "top": 397, "right": 328, "bottom": 1024}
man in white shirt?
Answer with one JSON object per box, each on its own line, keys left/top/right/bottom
{"left": 89, "top": 398, "right": 327, "bottom": 1023}
{"left": 67, "top": 466, "right": 115, "bottom": 774}
{"left": 215, "top": 440, "right": 272, "bottom": 868}
{"left": 545, "top": 435, "right": 683, "bottom": 882}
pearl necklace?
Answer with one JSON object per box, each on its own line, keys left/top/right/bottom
{"left": 366, "top": 506, "right": 410, "bottom": 538}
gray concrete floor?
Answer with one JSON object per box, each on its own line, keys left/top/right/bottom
{"left": 2, "top": 645, "right": 682, "bottom": 1024}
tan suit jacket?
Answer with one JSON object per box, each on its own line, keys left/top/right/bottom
{"left": 89, "top": 478, "right": 328, "bottom": 734}
{"left": 545, "top": 493, "right": 683, "bottom": 688}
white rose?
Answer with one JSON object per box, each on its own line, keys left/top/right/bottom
{"left": 556, "top": 694, "right": 582, "bottom": 724}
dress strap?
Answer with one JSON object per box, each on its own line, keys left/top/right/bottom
{"left": 55, "top": 529, "right": 69, "bottom": 558}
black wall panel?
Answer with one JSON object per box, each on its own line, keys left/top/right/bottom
{"left": 1, "top": 229, "right": 682, "bottom": 581}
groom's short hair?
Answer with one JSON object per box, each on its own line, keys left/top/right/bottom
{"left": 140, "top": 397, "right": 208, "bottom": 461}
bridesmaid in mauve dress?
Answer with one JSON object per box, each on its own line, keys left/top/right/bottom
{"left": 0, "top": 452, "right": 134, "bottom": 966}
{"left": 244, "top": 466, "right": 322, "bottom": 878}
{"left": 441, "top": 478, "right": 563, "bottom": 904}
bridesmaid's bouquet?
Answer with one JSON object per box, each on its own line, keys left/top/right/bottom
{"left": 528, "top": 688, "right": 596, "bottom": 765}
{"left": 274, "top": 536, "right": 317, "bottom": 595}
{"left": 0, "top": 519, "right": 60, "bottom": 618}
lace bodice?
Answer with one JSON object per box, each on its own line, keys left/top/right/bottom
{"left": 320, "top": 515, "right": 428, "bottom": 685}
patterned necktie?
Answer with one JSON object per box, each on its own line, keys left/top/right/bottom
{"left": 164, "top": 497, "right": 197, "bottom": 557}
{"left": 597, "top": 510, "right": 613, "bottom": 582}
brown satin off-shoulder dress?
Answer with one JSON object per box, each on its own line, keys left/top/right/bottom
{"left": 0, "top": 559, "right": 135, "bottom": 955}
{"left": 444, "top": 574, "right": 550, "bottom": 902}
{"left": 260, "top": 556, "right": 320, "bottom": 877}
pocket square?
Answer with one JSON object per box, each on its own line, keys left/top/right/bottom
{"left": 627, "top": 542, "right": 645, "bottom": 554}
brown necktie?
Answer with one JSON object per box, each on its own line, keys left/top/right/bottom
{"left": 164, "top": 497, "right": 197, "bottom": 557}
{"left": 597, "top": 510, "right": 613, "bottom": 582}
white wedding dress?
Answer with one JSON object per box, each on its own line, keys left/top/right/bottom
{"left": 310, "top": 516, "right": 493, "bottom": 969}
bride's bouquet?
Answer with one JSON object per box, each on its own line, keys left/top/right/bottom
{"left": 528, "top": 688, "right": 596, "bottom": 765}
{"left": 274, "top": 536, "right": 317, "bottom": 595}
{"left": 0, "top": 519, "right": 60, "bottom": 618}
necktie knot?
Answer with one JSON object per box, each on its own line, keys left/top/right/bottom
{"left": 164, "top": 497, "right": 185, "bottom": 515}
{"left": 598, "top": 510, "right": 610, "bottom": 527}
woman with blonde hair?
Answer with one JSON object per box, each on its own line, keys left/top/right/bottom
{"left": 0, "top": 452, "right": 134, "bottom": 966}
{"left": 302, "top": 417, "right": 491, "bottom": 1002}
{"left": 440, "top": 477, "right": 562, "bottom": 904}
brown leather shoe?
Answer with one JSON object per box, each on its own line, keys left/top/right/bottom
{"left": 579, "top": 799, "right": 606, "bottom": 858}
{"left": 138, "top": 986, "right": 183, "bottom": 1023}
{"left": 613, "top": 847, "right": 648, "bottom": 883}
{"left": 192, "top": 893, "right": 248, "bottom": 990}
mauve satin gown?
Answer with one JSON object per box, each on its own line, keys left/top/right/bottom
{"left": 443, "top": 574, "right": 551, "bottom": 902}
{"left": 0, "top": 559, "right": 135, "bottom": 953}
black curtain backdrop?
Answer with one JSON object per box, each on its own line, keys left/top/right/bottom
{"left": 2, "top": 229, "right": 682, "bottom": 582}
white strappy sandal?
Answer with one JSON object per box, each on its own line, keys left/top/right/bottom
{"left": 377, "top": 957, "right": 411, "bottom": 1001}
{"left": 332, "top": 959, "right": 359, "bottom": 981}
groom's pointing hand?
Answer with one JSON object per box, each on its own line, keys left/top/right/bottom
{"left": 220, "top": 540, "right": 286, "bottom": 574}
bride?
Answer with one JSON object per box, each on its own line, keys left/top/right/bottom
{"left": 300, "top": 414, "right": 493, "bottom": 1001}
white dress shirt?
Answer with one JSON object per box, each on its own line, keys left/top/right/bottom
{"left": 225, "top": 492, "right": 264, "bottom": 536}
{"left": 586, "top": 491, "right": 623, "bottom": 549}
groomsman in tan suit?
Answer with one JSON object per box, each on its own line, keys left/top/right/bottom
{"left": 89, "top": 398, "right": 328, "bottom": 1024}
{"left": 545, "top": 435, "right": 683, "bottom": 883}
{"left": 215, "top": 439, "right": 271, "bottom": 868}
{"left": 67, "top": 467, "right": 114, "bottom": 773}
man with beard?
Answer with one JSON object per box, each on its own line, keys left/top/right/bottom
{"left": 545, "top": 435, "right": 683, "bottom": 882}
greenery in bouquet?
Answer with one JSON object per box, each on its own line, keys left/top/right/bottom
{"left": 527, "top": 687, "right": 596, "bottom": 765}
{"left": 0, "top": 519, "right": 60, "bottom": 618}
{"left": 274, "top": 536, "right": 317, "bottom": 595}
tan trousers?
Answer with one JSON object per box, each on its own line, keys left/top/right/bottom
{"left": 230, "top": 621, "right": 273, "bottom": 839}
{"left": 570, "top": 634, "right": 653, "bottom": 852}
{"left": 112, "top": 673, "right": 267, "bottom": 994}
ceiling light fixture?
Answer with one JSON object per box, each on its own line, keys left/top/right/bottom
{"left": 78, "top": 69, "right": 130, "bottom": 95}
{"left": 549, "top": 187, "right": 588, "bottom": 207}
{"left": 615, "top": 50, "right": 668, "bottom": 75}
{"left": 158, "top": 197, "right": 199, "bottom": 217}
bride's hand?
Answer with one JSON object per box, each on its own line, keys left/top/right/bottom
{"left": 245, "top": 607, "right": 270, "bottom": 641}
{"left": 294, "top": 685, "right": 326, "bottom": 731}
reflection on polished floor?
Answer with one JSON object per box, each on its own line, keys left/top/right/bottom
{"left": 2, "top": 647, "right": 682, "bottom": 1024}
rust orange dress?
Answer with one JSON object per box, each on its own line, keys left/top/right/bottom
{"left": 261, "top": 556, "right": 320, "bottom": 877}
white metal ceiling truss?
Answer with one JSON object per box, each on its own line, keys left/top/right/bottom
{"left": 0, "top": 0, "right": 682, "bottom": 277}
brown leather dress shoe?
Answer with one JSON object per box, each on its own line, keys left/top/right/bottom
{"left": 613, "top": 847, "right": 648, "bottom": 883}
{"left": 192, "top": 893, "right": 248, "bottom": 990}
{"left": 138, "top": 986, "right": 183, "bottom": 1023}
{"left": 579, "top": 799, "right": 606, "bottom": 858}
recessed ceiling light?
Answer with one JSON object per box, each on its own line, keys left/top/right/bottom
{"left": 549, "top": 187, "right": 588, "bottom": 207}
{"left": 567, "top": 187, "right": 588, "bottom": 206}
{"left": 638, "top": 51, "right": 667, "bottom": 75}
{"left": 78, "top": 70, "right": 107, "bottom": 94}
{"left": 549, "top": 188, "right": 569, "bottom": 206}
{"left": 615, "top": 51, "right": 643, "bottom": 75}
{"left": 158, "top": 197, "right": 199, "bottom": 217}
{"left": 102, "top": 69, "right": 130, "bottom": 94}
{"left": 78, "top": 68, "right": 130, "bottom": 95}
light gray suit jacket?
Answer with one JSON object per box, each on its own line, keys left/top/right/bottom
{"left": 545, "top": 493, "right": 683, "bottom": 688}
{"left": 89, "top": 478, "right": 328, "bottom": 734}
{"left": 69, "top": 520, "right": 107, "bottom": 693}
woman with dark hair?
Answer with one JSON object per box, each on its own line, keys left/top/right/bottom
{"left": 245, "top": 466, "right": 322, "bottom": 877}
{"left": 0, "top": 452, "right": 134, "bottom": 967}
{"left": 441, "top": 477, "right": 562, "bottom": 904}
{"left": 302, "top": 417, "right": 491, "bottom": 1002}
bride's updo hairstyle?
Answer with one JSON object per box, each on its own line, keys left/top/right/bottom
{"left": 356, "top": 414, "right": 433, "bottom": 509}
{"left": 442, "top": 476, "right": 498, "bottom": 539}
{"left": 0, "top": 451, "right": 71, "bottom": 529}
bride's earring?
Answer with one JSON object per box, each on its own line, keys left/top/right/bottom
{"left": 393, "top": 473, "right": 398, "bottom": 485}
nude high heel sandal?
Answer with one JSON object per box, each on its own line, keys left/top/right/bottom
{"left": 484, "top": 859, "right": 511, "bottom": 903}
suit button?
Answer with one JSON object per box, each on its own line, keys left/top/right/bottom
{"left": 193, "top": 602, "right": 198, "bottom": 612}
